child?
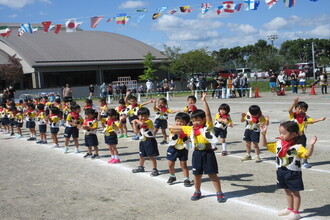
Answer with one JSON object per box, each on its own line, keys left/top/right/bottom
{"left": 167, "top": 112, "right": 192, "bottom": 187}
{"left": 7, "top": 105, "right": 17, "bottom": 136}
{"left": 15, "top": 106, "right": 24, "bottom": 138}
{"left": 131, "top": 107, "right": 160, "bottom": 176}
{"left": 124, "top": 91, "right": 153, "bottom": 140}
{"left": 0, "top": 103, "right": 9, "bottom": 134}
{"left": 214, "top": 103, "right": 233, "bottom": 156}
{"left": 115, "top": 99, "right": 128, "bottom": 138}
{"left": 153, "top": 98, "right": 178, "bottom": 145}
{"left": 240, "top": 105, "right": 267, "bottom": 163}
{"left": 98, "top": 98, "right": 108, "bottom": 128}
{"left": 183, "top": 95, "right": 197, "bottom": 115}
{"left": 48, "top": 107, "right": 62, "bottom": 147}
{"left": 24, "top": 103, "right": 37, "bottom": 141}
{"left": 64, "top": 104, "right": 84, "bottom": 154}
{"left": 104, "top": 108, "right": 122, "bottom": 163}
{"left": 288, "top": 97, "right": 326, "bottom": 168}
{"left": 36, "top": 103, "right": 48, "bottom": 144}
{"left": 170, "top": 92, "right": 225, "bottom": 203}
{"left": 83, "top": 99, "right": 95, "bottom": 115}
{"left": 261, "top": 120, "right": 317, "bottom": 220}
{"left": 82, "top": 108, "right": 100, "bottom": 159}
{"left": 62, "top": 100, "right": 71, "bottom": 126}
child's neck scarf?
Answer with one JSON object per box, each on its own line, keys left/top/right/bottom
{"left": 193, "top": 125, "right": 204, "bottom": 136}
{"left": 294, "top": 112, "right": 306, "bottom": 124}
{"left": 36, "top": 110, "right": 44, "bottom": 116}
{"left": 251, "top": 113, "right": 261, "bottom": 123}
{"left": 220, "top": 114, "right": 230, "bottom": 120}
{"left": 84, "top": 105, "right": 92, "bottom": 109}
{"left": 189, "top": 105, "right": 197, "bottom": 112}
{"left": 83, "top": 118, "right": 94, "bottom": 125}
{"left": 107, "top": 118, "right": 117, "bottom": 126}
{"left": 70, "top": 112, "right": 80, "bottom": 119}
{"left": 279, "top": 139, "right": 296, "bottom": 157}
{"left": 118, "top": 106, "right": 125, "bottom": 112}
{"left": 131, "top": 104, "right": 138, "bottom": 109}
{"left": 179, "top": 131, "right": 187, "bottom": 139}
{"left": 158, "top": 106, "right": 167, "bottom": 113}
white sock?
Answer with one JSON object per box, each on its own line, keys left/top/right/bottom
{"left": 222, "top": 143, "right": 227, "bottom": 151}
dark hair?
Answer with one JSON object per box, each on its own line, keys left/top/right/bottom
{"left": 71, "top": 104, "right": 80, "bottom": 111}
{"left": 85, "top": 99, "right": 93, "bottom": 104}
{"left": 175, "top": 112, "right": 190, "bottom": 124}
{"left": 191, "top": 109, "right": 205, "bottom": 119}
{"left": 107, "top": 108, "right": 119, "bottom": 119}
{"left": 219, "top": 103, "right": 230, "bottom": 114}
{"left": 37, "top": 103, "right": 45, "bottom": 111}
{"left": 54, "top": 98, "right": 61, "bottom": 103}
{"left": 119, "top": 99, "right": 125, "bottom": 105}
{"left": 137, "top": 107, "right": 150, "bottom": 116}
{"left": 9, "top": 106, "right": 17, "bottom": 112}
{"left": 49, "top": 107, "right": 60, "bottom": 115}
{"left": 187, "top": 96, "right": 197, "bottom": 102}
{"left": 70, "top": 101, "right": 77, "bottom": 106}
{"left": 295, "top": 101, "right": 308, "bottom": 111}
{"left": 99, "top": 98, "right": 106, "bottom": 103}
{"left": 129, "top": 95, "right": 137, "bottom": 101}
{"left": 280, "top": 121, "right": 299, "bottom": 135}
{"left": 27, "top": 103, "right": 35, "bottom": 109}
{"left": 85, "top": 108, "right": 95, "bottom": 116}
{"left": 19, "top": 100, "right": 23, "bottom": 104}
{"left": 158, "top": 98, "right": 168, "bottom": 108}
{"left": 249, "top": 105, "right": 261, "bottom": 116}
{"left": 42, "top": 96, "right": 48, "bottom": 100}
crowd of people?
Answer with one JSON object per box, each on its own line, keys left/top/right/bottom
{"left": 0, "top": 86, "right": 327, "bottom": 220}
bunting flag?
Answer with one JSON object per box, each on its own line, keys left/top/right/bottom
{"left": 54, "top": 24, "right": 61, "bottom": 34}
{"left": 179, "top": 6, "right": 191, "bottom": 12}
{"left": 170, "top": 9, "right": 177, "bottom": 14}
{"left": 0, "top": 27, "right": 12, "bottom": 37}
{"left": 309, "top": 0, "right": 318, "bottom": 1}
{"left": 223, "top": 1, "right": 236, "bottom": 13}
{"left": 284, "top": 0, "right": 295, "bottom": 8}
{"left": 48, "top": 25, "right": 55, "bottom": 32}
{"left": 42, "top": 21, "right": 52, "bottom": 33}
{"left": 18, "top": 28, "right": 24, "bottom": 37}
{"left": 235, "top": 3, "right": 243, "bottom": 11}
{"left": 217, "top": 6, "right": 224, "bottom": 15}
{"left": 66, "top": 18, "right": 77, "bottom": 32}
{"left": 136, "top": 8, "right": 148, "bottom": 12}
{"left": 152, "top": 13, "right": 162, "bottom": 20}
{"left": 137, "top": 15, "right": 145, "bottom": 22}
{"left": 265, "top": 0, "right": 277, "bottom": 9}
{"left": 244, "top": 0, "right": 260, "bottom": 10}
{"left": 106, "top": 17, "right": 115, "bottom": 22}
{"left": 157, "top": 6, "right": 168, "bottom": 13}
{"left": 252, "top": 1, "right": 260, "bottom": 10}
{"left": 90, "top": 16, "right": 104, "bottom": 28}
{"left": 32, "top": 27, "right": 39, "bottom": 33}
{"left": 201, "top": 3, "right": 211, "bottom": 14}
{"left": 21, "top": 23, "right": 34, "bottom": 34}
{"left": 116, "top": 13, "right": 128, "bottom": 25}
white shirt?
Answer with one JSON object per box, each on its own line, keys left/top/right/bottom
{"left": 146, "top": 81, "right": 153, "bottom": 90}
{"left": 298, "top": 72, "right": 306, "bottom": 82}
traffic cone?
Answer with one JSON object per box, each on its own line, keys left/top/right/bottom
{"left": 255, "top": 87, "right": 260, "bottom": 98}
{"left": 281, "top": 85, "right": 286, "bottom": 95}
{"left": 310, "top": 85, "right": 316, "bottom": 95}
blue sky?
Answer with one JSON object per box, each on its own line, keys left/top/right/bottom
{"left": 1, "top": 0, "right": 330, "bottom": 51}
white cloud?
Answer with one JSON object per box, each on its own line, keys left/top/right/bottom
{"left": 264, "top": 17, "right": 289, "bottom": 30}
{"left": 8, "top": 14, "right": 18, "bottom": 18}
{"left": 0, "top": 0, "right": 51, "bottom": 9}
{"left": 119, "top": 1, "right": 146, "bottom": 9}
{"left": 228, "top": 23, "right": 258, "bottom": 34}
{"left": 309, "top": 24, "right": 330, "bottom": 38}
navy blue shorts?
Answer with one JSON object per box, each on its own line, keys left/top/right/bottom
{"left": 26, "top": 120, "right": 35, "bottom": 129}
{"left": 154, "top": 119, "right": 167, "bottom": 129}
{"left": 9, "top": 119, "right": 16, "bottom": 126}
{"left": 104, "top": 135, "right": 118, "bottom": 145}
{"left": 39, "top": 124, "right": 47, "bottom": 133}
{"left": 214, "top": 127, "right": 227, "bottom": 138}
{"left": 120, "top": 118, "right": 127, "bottom": 124}
{"left": 166, "top": 147, "right": 188, "bottom": 161}
{"left": 277, "top": 167, "right": 304, "bottom": 191}
{"left": 17, "top": 122, "right": 23, "bottom": 128}
{"left": 64, "top": 127, "right": 79, "bottom": 139}
{"left": 243, "top": 129, "right": 260, "bottom": 143}
{"left": 129, "top": 115, "right": 138, "bottom": 124}
{"left": 50, "top": 127, "right": 59, "bottom": 134}
{"left": 85, "top": 134, "right": 98, "bottom": 147}
{"left": 139, "top": 138, "right": 159, "bottom": 157}
{"left": 1, "top": 118, "right": 9, "bottom": 125}
{"left": 192, "top": 150, "right": 218, "bottom": 175}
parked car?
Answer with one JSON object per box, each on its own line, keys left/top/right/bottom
{"left": 215, "top": 69, "right": 238, "bottom": 78}
{"left": 236, "top": 68, "right": 251, "bottom": 78}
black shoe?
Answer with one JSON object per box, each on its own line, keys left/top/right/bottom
{"left": 150, "top": 168, "right": 160, "bottom": 177}
{"left": 167, "top": 176, "right": 176, "bottom": 185}
{"left": 27, "top": 137, "right": 36, "bottom": 141}
{"left": 91, "top": 154, "right": 100, "bottom": 159}
{"left": 183, "top": 179, "right": 192, "bottom": 187}
{"left": 132, "top": 166, "right": 145, "bottom": 173}
{"left": 36, "top": 140, "right": 43, "bottom": 144}
{"left": 10, "top": 133, "right": 14, "bottom": 136}
{"left": 83, "top": 153, "right": 92, "bottom": 159}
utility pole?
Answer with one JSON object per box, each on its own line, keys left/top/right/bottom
{"left": 312, "top": 42, "right": 316, "bottom": 79}
{"left": 267, "top": 34, "right": 278, "bottom": 56}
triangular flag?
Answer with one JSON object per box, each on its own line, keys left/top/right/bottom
{"left": 0, "top": 27, "right": 12, "bottom": 37}
{"left": 265, "top": 0, "right": 277, "bottom": 9}
{"left": 152, "top": 13, "right": 162, "bottom": 20}
{"left": 106, "top": 17, "right": 114, "bottom": 22}
{"left": 223, "top": 1, "right": 235, "bottom": 13}
{"left": 284, "top": 0, "right": 295, "bottom": 8}
{"left": 170, "top": 9, "right": 177, "bottom": 14}
{"left": 42, "top": 21, "right": 52, "bottom": 33}
{"left": 179, "top": 6, "right": 191, "bottom": 12}
{"left": 91, "top": 16, "right": 103, "bottom": 28}
{"left": 116, "top": 13, "right": 128, "bottom": 25}
{"left": 66, "top": 18, "right": 77, "bottom": 32}
{"left": 217, "top": 6, "right": 224, "bottom": 15}
{"left": 157, "top": 7, "right": 168, "bottom": 13}
{"left": 252, "top": 1, "right": 260, "bottom": 10}
{"left": 21, "top": 23, "right": 33, "bottom": 34}
{"left": 136, "top": 8, "right": 148, "bottom": 12}
{"left": 235, "top": 3, "right": 243, "bottom": 11}
{"left": 54, "top": 24, "right": 62, "bottom": 34}
{"left": 18, "top": 28, "right": 24, "bottom": 37}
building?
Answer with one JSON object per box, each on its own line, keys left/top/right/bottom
{"left": 0, "top": 23, "right": 167, "bottom": 89}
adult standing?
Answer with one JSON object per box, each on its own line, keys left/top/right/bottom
{"left": 88, "top": 84, "right": 95, "bottom": 99}
{"left": 319, "top": 71, "right": 328, "bottom": 94}
{"left": 8, "top": 86, "right": 15, "bottom": 101}
{"left": 290, "top": 71, "right": 298, "bottom": 94}
{"left": 107, "top": 83, "right": 113, "bottom": 96}
{"left": 227, "top": 75, "right": 233, "bottom": 97}
{"left": 146, "top": 79, "right": 154, "bottom": 99}
{"left": 277, "top": 72, "right": 286, "bottom": 88}
{"left": 162, "top": 78, "right": 169, "bottom": 95}
{"left": 269, "top": 72, "right": 277, "bottom": 94}
{"left": 298, "top": 71, "right": 306, "bottom": 94}
{"left": 218, "top": 76, "right": 227, "bottom": 98}
{"left": 62, "top": 83, "right": 72, "bottom": 102}
{"left": 100, "top": 83, "right": 107, "bottom": 98}
{"left": 120, "top": 83, "right": 127, "bottom": 99}
{"left": 169, "top": 79, "right": 176, "bottom": 97}
{"left": 210, "top": 77, "right": 219, "bottom": 99}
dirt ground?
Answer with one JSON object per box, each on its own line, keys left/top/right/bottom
{"left": 0, "top": 90, "right": 329, "bottom": 220}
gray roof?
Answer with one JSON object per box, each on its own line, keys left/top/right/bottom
{"left": 0, "top": 23, "right": 166, "bottom": 68}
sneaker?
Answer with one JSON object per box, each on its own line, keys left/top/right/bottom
{"left": 303, "top": 163, "right": 312, "bottom": 168}
{"left": 16, "top": 134, "right": 23, "bottom": 138}
{"left": 167, "top": 176, "right": 176, "bottom": 185}
{"left": 241, "top": 155, "right": 252, "bottom": 161}
{"left": 64, "top": 147, "right": 69, "bottom": 154}
{"left": 52, "top": 144, "right": 60, "bottom": 148}
{"left": 183, "top": 179, "right": 192, "bottom": 187}
{"left": 91, "top": 154, "right": 100, "bottom": 159}
{"left": 111, "top": 159, "right": 120, "bottom": 164}
{"left": 160, "top": 140, "right": 168, "bottom": 145}
{"left": 108, "top": 159, "right": 115, "bottom": 164}
{"left": 123, "top": 134, "right": 128, "bottom": 138}
{"left": 285, "top": 212, "right": 301, "bottom": 220}
{"left": 150, "top": 168, "right": 160, "bottom": 177}
{"left": 10, "top": 132, "right": 14, "bottom": 136}
{"left": 83, "top": 153, "right": 92, "bottom": 159}
{"left": 132, "top": 135, "right": 140, "bottom": 140}
{"left": 221, "top": 151, "right": 228, "bottom": 156}
{"left": 191, "top": 191, "right": 202, "bottom": 201}
{"left": 36, "top": 140, "right": 43, "bottom": 144}
{"left": 255, "top": 155, "right": 262, "bottom": 163}
{"left": 216, "top": 192, "right": 226, "bottom": 203}
{"left": 132, "top": 166, "right": 145, "bottom": 173}
{"left": 74, "top": 148, "right": 80, "bottom": 154}
{"left": 42, "top": 141, "right": 47, "bottom": 144}
{"left": 118, "top": 134, "right": 125, "bottom": 138}
{"left": 278, "top": 208, "right": 292, "bottom": 216}
{"left": 27, "top": 137, "right": 36, "bottom": 141}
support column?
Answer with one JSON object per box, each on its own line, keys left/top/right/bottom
{"left": 32, "top": 72, "right": 37, "bottom": 89}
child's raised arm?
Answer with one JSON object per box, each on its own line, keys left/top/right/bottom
{"left": 141, "top": 98, "right": 155, "bottom": 107}
{"left": 312, "top": 117, "right": 326, "bottom": 124}
{"left": 168, "top": 125, "right": 183, "bottom": 134}
{"left": 201, "top": 92, "right": 212, "bottom": 123}
{"left": 260, "top": 116, "right": 270, "bottom": 147}
{"left": 305, "top": 136, "right": 317, "bottom": 158}
{"left": 240, "top": 113, "right": 246, "bottom": 122}
{"left": 124, "top": 91, "right": 131, "bottom": 104}
{"left": 289, "top": 97, "right": 299, "bottom": 114}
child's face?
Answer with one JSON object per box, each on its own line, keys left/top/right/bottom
{"left": 279, "top": 126, "right": 297, "bottom": 141}
{"left": 191, "top": 117, "right": 206, "bottom": 127}
{"left": 138, "top": 114, "right": 149, "bottom": 122}
{"left": 295, "top": 106, "right": 307, "bottom": 114}
{"left": 219, "top": 109, "right": 227, "bottom": 115}
{"left": 187, "top": 98, "right": 196, "bottom": 106}
{"left": 158, "top": 100, "right": 165, "bottom": 107}
{"left": 119, "top": 103, "right": 125, "bottom": 107}
{"left": 109, "top": 115, "right": 117, "bottom": 120}
{"left": 85, "top": 113, "right": 94, "bottom": 119}
{"left": 73, "top": 108, "right": 81, "bottom": 113}
{"left": 175, "top": 119, "right": 188, "bottom": 126}
{"left": 130, "top": 99, "right": 137, "bottom": 105}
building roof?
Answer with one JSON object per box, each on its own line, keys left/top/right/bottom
{"left": 0, "top": 23, "right": 166, "bottom": 69}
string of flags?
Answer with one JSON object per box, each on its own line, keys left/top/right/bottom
{"left": 0, "top": 0, "right": 319, "bottom": 38}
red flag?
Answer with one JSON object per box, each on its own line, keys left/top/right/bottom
{"left": 223, "top": 1, "right": 235, "bottom": 13}
{"left": 54, "top": 24, "right": 61, "bottom": 34}
{"left": 42, "top": 21, "right": 52, "bottom": 33}
{"left": 90, "top": 16, "right": 103, "bottom": 28}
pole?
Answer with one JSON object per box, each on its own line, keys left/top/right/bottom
{"left": 312, "top": 42, "right": 316, "bottom": 80}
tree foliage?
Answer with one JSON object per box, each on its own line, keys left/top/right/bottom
{"left": 0, "top": 54, "right": 23, "bottom": 86}
{"left": 139, "top": 52, "right": 157, "bottom": 81}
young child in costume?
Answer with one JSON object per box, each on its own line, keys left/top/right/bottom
{"left": 288, "top": 97, "right": 326, "bottom": 168}
{"left": 170, "top": 92, "right": 225, "bottom": 203}
{"left": 261, "top": 120, "right": 317, "bottom": 220}
{"left": 64, "top": 104, "right": 83, "bottom": 154}
{"left": 36, "top": 103, "right": 48, "bottom": 144}
{"left": 115, "top": 99, "right": 128, "bottom": 138}
{"left": 98, "top": 98, "right": 108, "bottom": 128}
{"left": 183, "top": 95, "right": 197, "bottom": 115}
{"left": 48, "top": 107, "right": 62, "bottom": 147}
{"left": 214, "top": 103, "right": 233, "bottom": 156}
{"left": 82, "top": 108, "right": 100, "bottom": 159}
{"left": 24, "top": 103, "right": 37, "bottom": 141}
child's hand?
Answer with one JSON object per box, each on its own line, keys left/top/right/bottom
{"left": 265, "top": 116, "right": 270, "bottom": 125}
{"left": 293, "top": 97, "right": 299, "bottom": 104}
{"left": 321, "top": 117, "right": 326, "bottom": 121}
{"left": 150, "top": 98, "right": 156, "bottom": 103}
{"left": 241, "top": 113, "right": 246, "bottom": 118}
{"left": 260, "top": 123, "right": 268, "bottom": 133}
{"left": 201, "top": 92, "right": 207, "bottom": 102}
{"left": 310, "top": 136, "right": 317, "bottom": 146}
{"left": 126, "top": 91, "right": 131, "bottom": 96}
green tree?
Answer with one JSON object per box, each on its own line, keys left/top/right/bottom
{"left": 139, "top": 52, "right": 157, "bottom": 81}
{"left": 0, "top": 54, "right": 23, "bottom": 86}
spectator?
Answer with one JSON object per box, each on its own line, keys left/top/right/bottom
{"left": 227, "top": 75, "right": 234, "bottom": 97}
{"left": 210, "top": 77, "right": 219, "bottom": 99}
{"left": 120, "top": 83, "right": 127, "bottom": 99}
{"left": 169, "top": 79, "right": 176, "bottom": 97}
{"left": 277, "top": 72, "right": 286, "bottom": 89}
{"left": 187, "top": 77, "right": 195, "bottom": 95}
{"left": 162, "top": 78, "right": 169, "bottom": 95}
{"left": 198, "top": 75, "right": 206, "bottom": 97}
{"left": 107, "top": 83, "right": 113, "bottom": 96}
{"left": 298, "top": 71, "right": 306, "bottom": 94}
{"left": 217, "top": 76, "right": 227, "bottom": 98}
{"left": 138, "top": 85, "right": 145, "bottom": 96}
{"left": 290, "top": 71, "right": 298, "bottom": 94}
{"left": 8, "top": 86, "right": 15, "bottom": 101}
{"left": 114, "top": 83, "right": 120, "bottom": 100}
{"left": 319, "top": 71, "right": 328, "bottom": 94}
{"left": 269, "top": 72, "right": 277, "bottom": 94}
{"left": 146, "top": 79, "right": 154, "bottom": 99}
{"left": 62, "top": 83, "right": 72, "bottom": 102}
{"left": 88, "top": 84, "right": 95, "bottom": 99}
{"left": 100, "top": 83, "right": 107, "bottom": 98}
